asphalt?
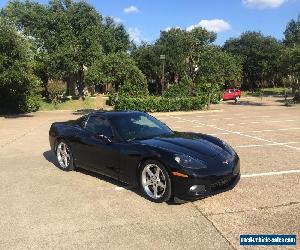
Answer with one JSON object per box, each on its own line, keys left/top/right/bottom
{"left": 0, "top": 96, "right": 299, "bottom": 249}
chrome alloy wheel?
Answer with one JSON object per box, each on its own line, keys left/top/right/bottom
{"left": 56, "top": 141, "right": 71, "bottom": 169}
{"left": 141, "top": 163, "right": 167, "bottom": 199}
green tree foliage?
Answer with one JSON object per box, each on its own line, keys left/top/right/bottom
{"left": 0, "top": 18, "right": 41, "bottom": 113}
{"left": 284, "top": 15, "right": 300, "bottom": 46}
{"left": 2, "top": 0, "right": 130, "bottom": 97}
{"left": 224, "top": 31, "right": 282, "bottom": 90}
{"left": 164, "top": 46, "right": 242, "bottom": 104}
{"left": 131, "top": 42, "right": 161, "bottom": 92}
{"left": 87, "top": 52, "right": 148, "bottom": 97}
{"left": 132, "top": 27, "right": 241, "bottom": 99}
{"left": 132, "top": 27, "right": 217, "bottom": 86}
{"left": 102, "top": 17, "right": 130, "bottom": 54}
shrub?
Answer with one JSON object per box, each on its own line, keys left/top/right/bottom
{"left": 0, "top": 20, "right": 41, "bottom": 114}
{"left": 164, "top": 76, "right": 197, "bottom": 98}
{"left": 115, "top": 96, "right": 208, "bottom": 112}
{"left": 47, "top": 80, "right": 67, "bottom": 105}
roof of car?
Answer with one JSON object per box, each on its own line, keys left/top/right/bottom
{"left": 89, "top": 110, "right": 145, "bottom": 118}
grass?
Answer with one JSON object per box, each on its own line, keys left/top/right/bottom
{"left": 39, "top": 96, "right": 97, "bottom": 111}
{"left": 244, "top": 87, "right": 293, "bottom": 97}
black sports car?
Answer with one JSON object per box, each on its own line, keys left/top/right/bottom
{"left": 49, "top": 111, "right": 240, "bottom": 203}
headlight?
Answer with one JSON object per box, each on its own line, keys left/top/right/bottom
{"left": 174, "top": 154, "right": 207, "bottom": 169}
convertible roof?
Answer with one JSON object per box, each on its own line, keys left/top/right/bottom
{"left": 89, "top": 110, "right": 144, "bottom": 118}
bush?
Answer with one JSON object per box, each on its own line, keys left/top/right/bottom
{"left": 164, "top": 76, "right": 197, "bottom": 98}
{"left": 0, "top": 20, "right": 41, "bottom": 113}
{"left": 115, "top": 96, "right": 208, "bottom": 112}
{"left": 47, "top": 80, "right": 67, "bottom": 105}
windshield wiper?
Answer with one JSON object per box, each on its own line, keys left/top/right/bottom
{"left": 127, "top": 136, "right": 150, "bottom": 142}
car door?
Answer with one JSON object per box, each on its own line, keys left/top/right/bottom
{"left": 223, "top": 90, "right": 230, "bottom": 100}
{"left": 75, "top": 115, "right": 120, "bottom": 179}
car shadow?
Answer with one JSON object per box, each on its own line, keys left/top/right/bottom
{"left": 73, "top": 109, "right": 100, "bottom": 115}
{"left": 43, "top": 150, "right": 132, "bottom": 188}
{"left": 224, "top": 100, "right": 268, "bottom": 106}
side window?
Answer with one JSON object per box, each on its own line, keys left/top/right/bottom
{"left": 85, "top": 116, "right": 113, "bottom": 137}
{"left": 76, "top": 115, "right": 87, "bottom": 127}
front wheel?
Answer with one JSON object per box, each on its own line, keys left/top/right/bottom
{"left": 235, "top": 96, "right": 240, "bottom": 103}
{"left": 139, "top": 160, "right": 172, "bottom": 203}
{"left": 55, "top": 140, "right": 75, "bottom": 171}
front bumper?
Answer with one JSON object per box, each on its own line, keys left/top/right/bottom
{"left": 172, "top": 156, "right": 240, "bottom": 200}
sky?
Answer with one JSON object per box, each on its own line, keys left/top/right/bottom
{"left": 0, "top": 0, "right": 299, "bottom": 45}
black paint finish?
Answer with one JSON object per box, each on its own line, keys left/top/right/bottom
{"left": 49, "top": 111, "right": 240, "bottom": 200}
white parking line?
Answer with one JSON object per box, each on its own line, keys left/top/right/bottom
{"left": 239, "top": 115, "right": 271, "bottom": 119}
{"left": 172, "top": 116, "right": 300, "bottom": 151}
{"left": 251, "top": 127, "right": 300, "bottom": 133}
{"left": 241, "top": 170, "right": 300, "bottom": 178}
{"left": 209, "top": 127, "right": 300, "bottom": 135}
{"left": 235, "top": 142, "right": 299, "bottom": 148}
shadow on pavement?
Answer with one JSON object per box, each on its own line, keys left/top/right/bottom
{"left": 73, "top": 109, "right": 101, "bottom": 115}
{"left": 42, "top": 150, "right": 153, "bottom": 201}
{"left": 225, "top": 101, "right": 268, "bottom": 106}
{"left": 1, "top": 114, "right": 34, "bottom": 119}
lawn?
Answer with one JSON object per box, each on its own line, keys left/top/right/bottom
{"left": 243, "top": 87, "right": 293, "bottom": 97}
{"left": 39, "top": 96, "right": 97, "bottom": 111}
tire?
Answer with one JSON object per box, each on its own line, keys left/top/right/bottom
{"left": 235, "top": 96, "right": 240, "bottom": 103}
{"left": 55, "top": 140, "right": 75, "bottom": 171}
{"left": 139, "top": 160, "right": 172, "bottom": 203}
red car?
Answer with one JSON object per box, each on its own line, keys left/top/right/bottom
{"left": 222, "top": 89, "right": 241, "bottom": 103}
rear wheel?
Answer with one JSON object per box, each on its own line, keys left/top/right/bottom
{"left": 235, "top": 96, "right": 240, "bottom": 103}
{"left": 55, "top": 140, "right": 74, "bottom": 171}
{"left": 139, "top": 160, "right": 172, "bottom": 203}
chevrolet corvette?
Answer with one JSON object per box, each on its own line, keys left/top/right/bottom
{"left": 49, "top": 111, "right": 240, "bottom": 203}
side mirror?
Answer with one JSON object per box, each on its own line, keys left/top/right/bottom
{"left": 95, "top": 133, "right": 112, "bottom": 144}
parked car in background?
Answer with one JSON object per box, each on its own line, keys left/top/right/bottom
{"left": 223, "top": 89, "right": 241, "bottom": 103}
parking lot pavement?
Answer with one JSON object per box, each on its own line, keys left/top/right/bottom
{"left": 0, "top": 97, "right": 299, "bottom": 249}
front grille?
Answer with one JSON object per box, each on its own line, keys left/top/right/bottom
{"left": 210, "top": 175, "right": 237, "bottom": 191}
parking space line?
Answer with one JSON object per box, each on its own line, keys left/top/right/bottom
{"left": 172, "top": 116, "right": 300, "bottom": 151}
{"left": 251, "top": 127, "right": 300, "bottom": 133}
{"left": 235, "top": 142, "right": 299, "bottom": 148}
{"left": 208, "top": 127, "right": 300, "bottom": 136}
{"left": 241, "top": 170, "right": 300, "bottom": 178}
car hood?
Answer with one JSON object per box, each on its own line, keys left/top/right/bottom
{"left": 136, "top": 132, "right": 227, "bottom": 159}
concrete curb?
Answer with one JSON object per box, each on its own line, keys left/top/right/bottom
{"left": 151, "top": 109, "right": 223, "bottom": 116}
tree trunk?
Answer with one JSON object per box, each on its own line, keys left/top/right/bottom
{"left": 207, "top": 91, "right": 211, "bottom": 110}
{"left": 65, "top": 76, "right": 76, "bottom": 96}
{"left": 77, "top": 65, "right": 85, "bottom": 100}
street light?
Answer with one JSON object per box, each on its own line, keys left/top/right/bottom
{"left": 160, "top": 55, "right": 166, "bottom": 94}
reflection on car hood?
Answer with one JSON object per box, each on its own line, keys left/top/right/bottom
{"left": 136, "top": 132, "right": 227, "bottom": 159}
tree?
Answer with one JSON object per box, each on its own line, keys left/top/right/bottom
{"left": 131, "top": 42, "right": 161, "bottom": 93}
{"left": 284, "top": 15, "right": 300, "bottom": 46}
{"left": 132, "top": 27, "right": 217, "bottom": 93}
{"left": 0, "top": 18, "right": 41, "bottom": 113}
{"left": 193, "top": 45, "right": 242, "bottom": 106}
{"left": 224, "top": 31, "right": 282, "bottom": 90}
{"left": 154, "top": 27, "right": 216, "bottom": 84}
{"left": 102, "top": 16, "right": 130, "bottom": 54}
{"left": 87, "top": 52, "right": 148, "bottom": 97}
{"left": 2, "top": 0, "right": 130, "bottom": 98}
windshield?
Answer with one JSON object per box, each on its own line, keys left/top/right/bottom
{"left": 109, "top": 113, "right": 173, "bottom": 141}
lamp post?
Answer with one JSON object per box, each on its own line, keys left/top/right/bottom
{"left": 160, "top": 54, "right": 166, "bottom": 94}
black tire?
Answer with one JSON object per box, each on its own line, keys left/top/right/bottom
{"left": 139, "top": 160, "right": 172, "bottom": 203}
{"left": 235, "top": 96, "right": 240, "bottom": 103}
{"left": 55, "top": 139, "right": 75, "bottom": 171}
